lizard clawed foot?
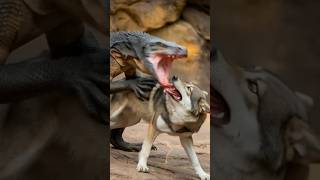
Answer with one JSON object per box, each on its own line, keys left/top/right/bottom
{"left": 128, "top": 77, "right": 156, "bottom": 101}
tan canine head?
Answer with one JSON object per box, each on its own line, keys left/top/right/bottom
{"left": 170, "top": 76, "right": 209, "bottom": 115}
{"left": 154, "top": 76, "right": 210, "bottom": 128}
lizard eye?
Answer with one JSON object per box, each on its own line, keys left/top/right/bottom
{"left": 160, "top": 44, "right": 167, "bottom": 48}
{"left": 155, "top": 42, "right": 167, "bottom": 48}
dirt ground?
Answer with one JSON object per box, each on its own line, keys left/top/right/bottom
{"left": 110, "top": 117, "right": 210, "bottom": 180}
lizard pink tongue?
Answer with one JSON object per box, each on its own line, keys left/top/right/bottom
{"left": 149, "top": 55, "right": 182, "bottom": 101}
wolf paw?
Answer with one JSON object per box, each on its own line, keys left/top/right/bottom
{"left": 199, "top": 173, "right": 210, "bottom": 180}
{"left": 136, "top": 163, "right": 149, "bottom": 173}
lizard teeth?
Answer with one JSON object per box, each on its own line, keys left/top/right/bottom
{"left": 165, "top": 55, "right": 177, "bottom": 59}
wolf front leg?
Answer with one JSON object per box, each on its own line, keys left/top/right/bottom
{"left": 136, "top": 122, "right": 159, "bottom": 173}
{"left": 179, "top": 136, "right": 210, "bottom": 180}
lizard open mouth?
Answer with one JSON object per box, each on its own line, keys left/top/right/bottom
{"left": 148, "top": 53, "right": 187, "bottom": 101}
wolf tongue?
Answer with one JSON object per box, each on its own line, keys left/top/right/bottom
{"left": 164, "top": 85, "right": 181, "bottom": 101}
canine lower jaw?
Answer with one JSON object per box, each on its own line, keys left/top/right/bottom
{"left": 163, "top": 86, "right": 182, "bottom": 101}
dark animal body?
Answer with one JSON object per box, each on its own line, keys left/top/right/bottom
{"left": 0, "top": 1, "right": 108, "bottom": 179}
{"left": 0, "top": 0, "right": 106, "bottom": 62}
{"left": 0, "top": 92, "right": 107, "bottom": 180}
{"left": 0, "top": 49, "right": 107, "bottom": 180}
{"left": 0, "top": 0, "right": 108, "bottom": 120}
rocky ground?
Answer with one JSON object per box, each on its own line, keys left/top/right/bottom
{"left": 110, "top": 117, "right": 210, "bottom": 180}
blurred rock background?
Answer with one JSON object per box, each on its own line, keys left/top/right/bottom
{"left": 213, "top": 0, "right": 320, "bottom": 179}
{"left": 111, "top": 0, "right": 210, "bottom": 93}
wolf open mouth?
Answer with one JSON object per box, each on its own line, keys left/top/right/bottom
{"left": 149, "top": 53, "right": 187, "bottom": 101}
{"left": 211, "top": 88, "right": 230, "bottom": 126}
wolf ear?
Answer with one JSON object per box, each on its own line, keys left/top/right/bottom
{"left": 199, "top": 99, "right": 210, "bottom": 113}
{"left": 285, "top": 117, "right": 320, "bottom": 163}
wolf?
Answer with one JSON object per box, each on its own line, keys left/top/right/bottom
{"left": 111, "top": 76, "right": 210, "bottom": 179}
{"left": 211, "top": 49, "right": 320, "bottom": 180}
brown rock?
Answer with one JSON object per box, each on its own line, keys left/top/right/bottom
{"left": 150, "top": 20, "right": 205, "bottom": 61}
{"left": 182, "top": 7, "right": 210, "bottom": 40}
{"left": 150, "top": 20, "right": 209, "bottom": 90}
{"left": 110, "top": 11, "right": 144, "bottom": 32}
{"left": 110, "top": 0, "right": 187, "bottom": 31}
{"left": 110, "top": 0, "right": 140, "bottom": 13}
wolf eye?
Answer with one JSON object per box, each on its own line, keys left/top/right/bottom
{"left": 247, "top": 80, "right": 259, "bottom": 95}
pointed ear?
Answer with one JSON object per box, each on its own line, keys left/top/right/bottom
{"left": 285, "top": 117, "right": 320, "bottom": 164}
{"left": 199, "top": 99, "right": 210, "bottom": 113}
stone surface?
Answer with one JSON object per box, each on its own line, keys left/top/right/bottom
{"left": 182, "top": 7, "right": 210, "bottom": 40}
{"left": 150, "top": 20, "right": 205, "bottom": 61}
{"left": 110, "top": 0, "right": 187, "bottom": 31}
{"left": 110, "top": 11, "right": 143, "bottom": 32}
{"left": 150, "top": 20, "right": 209, "bottom": 92}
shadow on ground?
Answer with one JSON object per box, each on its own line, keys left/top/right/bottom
{"left": 110, "top": 117, "right": 210, "bottom": 180}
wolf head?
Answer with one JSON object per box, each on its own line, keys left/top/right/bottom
{"left": 169, "top": 76, "right": 209, "bottom": 118}
{"left": 212, "top": 50, "right": 320, "bottom": 179}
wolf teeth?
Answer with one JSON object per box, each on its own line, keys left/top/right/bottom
{"left": 213, "top": 112, "right": 224, "bottom": 118}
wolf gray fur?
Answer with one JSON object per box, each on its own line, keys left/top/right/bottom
{"left": 211, "top": 50, "right": 320, "bottom": 180}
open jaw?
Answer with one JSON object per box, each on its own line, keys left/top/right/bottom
{"left": 211, "top": 87, "right": 230, "bottom": 126}
{"left": 149, "top": 53, "right": 187, "bottom": 101}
